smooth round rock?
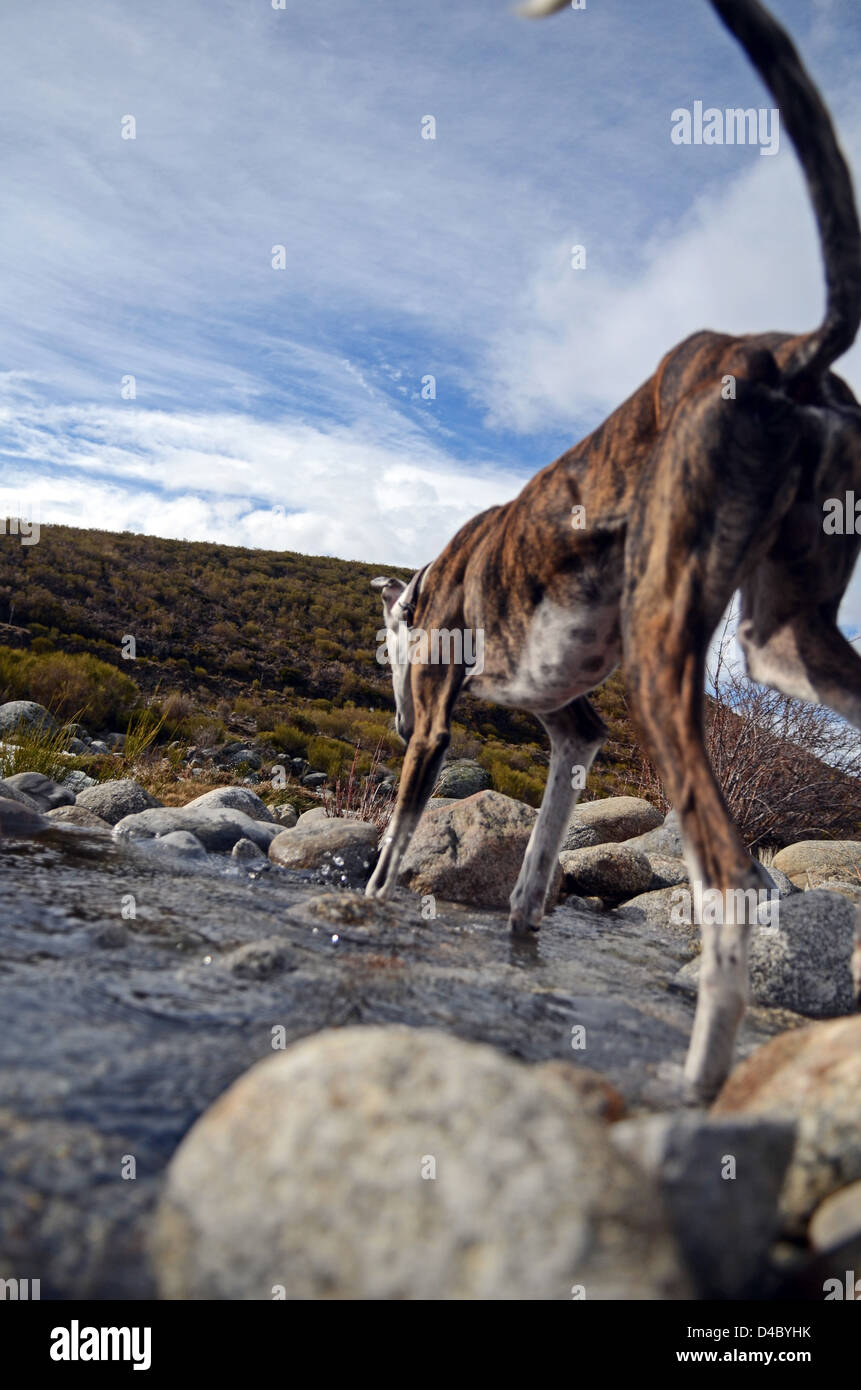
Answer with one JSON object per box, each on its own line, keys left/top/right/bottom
{"left": 153, "top": 1027, "right": 689, "bottom": 1300}
{"left": 559, "top": 844, "right": 653, "bottom": 903}
{"left": 75, "top": 779, "right": 163, "bottom": 826}
{"left": 0, "top": 797, "right": 49, "bottom": 837}
{"left": 0, "top": 700, "right": 57, "bottom": 735}
{"left": 398, "top": 790, "right": 559, "bottom": 910}
{"left": 182, "top": 786, "right": 275, "bottom": 824}
{"left": 570, "top": 796, "right": 662, "bottom": 845}
{"left": 4, "top": 772, "right": 75, "bottom": 810}
{"left": 434, "top": 759, "right": 492, "bottom": 800}
{"left": 268, "top": 819, "right": 379, "bottom": 886}
{"left": 773, "top": 840, "right": 861, "bottom": 887}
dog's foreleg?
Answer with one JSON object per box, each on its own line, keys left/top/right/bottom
{"left": 366, "top": 663, "right": 463, "bottom": 902}
{"left": 509, "top": 696, "right": 607, "bottom": 933}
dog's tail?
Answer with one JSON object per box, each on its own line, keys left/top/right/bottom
{"left": 708, "top": 0, "right": 860, "bottom": 379}
{"left": 521, "top": 0, "right": 861, "bottom": 382}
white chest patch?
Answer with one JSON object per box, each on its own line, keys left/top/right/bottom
{"left": 467, "top": 598, "right": 621, "bottom": 712}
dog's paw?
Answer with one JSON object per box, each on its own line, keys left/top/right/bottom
{"left": 508, "top": 908, "right": 542, "bottom": 935}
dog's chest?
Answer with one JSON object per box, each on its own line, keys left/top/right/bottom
{"left": 467, "top": 597, "right": 621, "bottom": 711}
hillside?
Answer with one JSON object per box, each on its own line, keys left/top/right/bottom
{"left": 0, "top": 523, "right": 649, "bottom": 806}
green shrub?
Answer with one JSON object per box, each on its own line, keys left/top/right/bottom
{"left": 487, "top": 759, "right": 546, "bottom": 807}
{"left": 306, "top": 735, "right": 354, "bottom": 780}
{"left": 0, "top": 645, "right": 139, "bottom": 727}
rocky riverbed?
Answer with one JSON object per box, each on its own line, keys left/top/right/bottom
{"left": 1, "top": 743, "right": 860, "bottom": 1299}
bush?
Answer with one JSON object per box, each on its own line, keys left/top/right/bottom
{"left": 306, "top": 735, "right": 355, "bottom": 780}
{"left": 159, "top": 690, "right": 196, "bottom": 736}
{"left": 487, "top": 759, "right": 546, "bottom": 807}
{"left": 0, "top": 645, "right": 139, "bottom": 727}
{"left": 271, "top": 723, "right": 308, "bottom": 755}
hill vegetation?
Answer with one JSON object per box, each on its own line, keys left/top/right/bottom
{"left": 0, "top": 522, "right": 857, "bottom": 844}
{"left": 0, "top": 524, "right": 647, "bottom": 806}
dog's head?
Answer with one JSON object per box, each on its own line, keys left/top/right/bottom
{"left": 371, "top": 571, "right": 425, "bottom": 744}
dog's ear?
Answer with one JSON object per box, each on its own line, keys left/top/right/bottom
{"left": 370, "top": 576, "right": 406, "bottom": 616}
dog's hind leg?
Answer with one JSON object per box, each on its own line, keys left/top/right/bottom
{"left": 509, "top": 696, "right": 607, "bottom": 933}
{"left": 366, "top": 662, "right": 463, "bottom": 902}
{"left": 739, "top": 528, "right": 861, "bottom": 732}
{"left": 622, "top": 380, "right": 801, "bottom": 1100}
{"left": 741, "top": 606, "right": 861, "bottom": 729}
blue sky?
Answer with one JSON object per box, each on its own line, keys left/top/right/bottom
{"left": 0, "top": 0, "right": 860, "bottom": 633}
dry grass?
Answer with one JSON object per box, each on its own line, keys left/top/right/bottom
{"left": 326, "top": 739, "right": 395, "bottom": 830}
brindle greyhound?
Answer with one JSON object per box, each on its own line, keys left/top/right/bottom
{"left": 368, "top": 0, "right": 861, "bottom": 1100}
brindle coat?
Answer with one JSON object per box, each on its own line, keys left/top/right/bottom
{"left": 368, "top": 0, "right": 861, "bottom": 1100}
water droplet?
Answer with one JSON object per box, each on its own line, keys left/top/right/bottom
{"left": 331, "top": 934, "right": 340, "bottom": 945}
{"left": 203, "top": 955, "right": 212, "bottom": 965}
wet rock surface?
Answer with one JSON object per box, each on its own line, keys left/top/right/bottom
{"left": 268, "top": 818, "right": 379, "bottom": 886}
{"left": 0, "top": 827, "right": 805, "bottom": 1299}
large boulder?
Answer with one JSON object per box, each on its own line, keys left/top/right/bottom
{"left": 713, "top": 1017, "right": 861, "bottom": 1235}
{"left": 398, "top": 790, "right": 559, "bottom": 910}
{"left": 114, "top": 806, "right": 279, "bottom": 854}
{"left": 773, "top": 840, "right": 861, "bottom": 888}
{"left": 181, "top": 786, "right": 275, "bottom": 823}
{"left": 673, "top": 891, "right": 858, "bottom": 1016}
{"left": 567, "top": 796, "right": 662, "bottom": 848}
{"left": 153, "top": 1027, "right": 689, "bottom": 1300}
{"left": 3, "top": 771, "right": 75, "bottom": 811}
{"left": 746, "top": 890, "right": 858, "bottom": 1017}
{"left": 0, "top": 700, "right": 57, "bottom": 736}
{"left": 75, "top": 779, "right": 163, "bottom": 826}
{"left": 559, "top": 844, "right": 653, "bottom": 904}
{"left": 434, "top": 759, "right": 492, "bottom": 800}
{"left": 611, "top": 1113, "right": 796, "bottom": 1298}
{"left": 268, "top": 818, "right": 379, "bottom": 886}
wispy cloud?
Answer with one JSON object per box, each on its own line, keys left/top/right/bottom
{"left": 0, "top": 0, "right": 859, "bottom": 638}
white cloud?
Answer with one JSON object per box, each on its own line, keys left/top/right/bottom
{"left": 0, "top": 0, "right": 858, "bottom": 635}
{"left": 0, "top": 379, "right": 524, "bottom": 567}
{"left": 479, "top": 110, "right": 861, "bottom": 432}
